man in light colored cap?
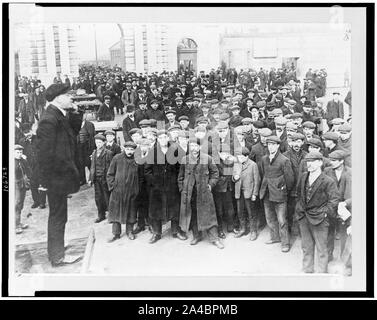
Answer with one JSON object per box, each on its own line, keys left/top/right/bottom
{"left": 88, "top": 133, "right": 113, "bottom": 224}
{"left": 259, "top": 134, "right": 294, "bottom": 252}
{"left": 165, "top": 109, "right": 179, "bottom": 130}
{"left": 178, "top": 115, "right": 190, "bottom": 132}
{"left": 283, "top": 132, "right": 307, "bottom": 235}
{"left": 295, "top": 151, "right": 340, "bottom": 273}
{"left": 324, "top": 150, "right": 352, "bottom": 262}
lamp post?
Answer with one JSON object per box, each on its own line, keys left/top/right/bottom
{"left": 117, "top": 23, "right": 126, "bottom": 71}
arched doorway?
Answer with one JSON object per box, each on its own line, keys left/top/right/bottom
{"left": 177, "top": 38, "right": 197, "bottom": 76}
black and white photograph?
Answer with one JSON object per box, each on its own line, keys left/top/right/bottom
{"left": 5, "top": 3, "right": 370, "bottom": 296}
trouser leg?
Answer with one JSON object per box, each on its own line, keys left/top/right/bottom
{"left": 207, "top": 225, "right": 219, "bottom": 242}
{"left": 126, "top": 223, "right": 134, "bottom": 234}
{"left": 189, "top": 185, "right": 201, "bottom": 239}
{"left": 30, "top": 179, "right": 40, "bottom": 205}
{"left": 15, "top": 187, "right": 26, "bottom": 227}
{"left": 338, "top": 222, "right": 348, "bottom": 255}
{"left": 245, "top": 198, "right": 257, "bottom": 233}
{"left": 223, "top": 191, "right": 235, "bottom": 231}
{"left": 287, "top": 196, "right": 297, "bottom": 231}
{"left": 94, "top": 179, "right": 106, "bottom": 219}
{"left": 77, "top": 144, "right": 87, "bottom": 184}
{"left": 39, "top": 189, "right": 47, "bottom": 206}
{"left": 171, "top": 219, "right": 179, "bottom": 234}
{"left": 256, "top": 199, "right": 266, "bottom": 229}
{"left": 312, "top": 219, "right": 329, "bottom": 273}
{"left": 112, "top": 222, "right": 121, "bottom": 236}
{"left": 213, "top": 192, "right": 224, "bottom": 233}
{"left": 341, "top": 234, "right": 352, "bottom": 269}
{"left": 263, "top": 198, "right": 280, "bottom": 241}
{"left": 327, "top": 217, "right": 336, "bottom": 261}
{"left": 47, "top": 191, "right": 68, "bottom": 263}
{"left": 298, "top": 217, "right": 315, "bottom": 273}
{"left": 150, "top": 219, "right": 162, "bottom": 235}
{"left": 236, "top": 196, "right": 246, "bottom": 229}
{"left": 275, "top": 201, "right": 289, "bottom": 247}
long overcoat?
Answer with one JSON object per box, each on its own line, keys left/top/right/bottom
{"left": 144, "top": 142, "right": 184, "bottom": 222}
{"left": 36, "top": 104, "right": 82, "bottom": 195}
{"left": 178, "top": 153, "right": 219, "bottom": 233}
{"left": 106, "top": 153, "right": 143, "bottom": 224}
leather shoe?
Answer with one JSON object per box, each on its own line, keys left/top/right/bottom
{"left": 218, "top": 231, "right": 226, "bottom": 239}
{"left": 127, "top": 232, "right": 135, "bottom": 240}
{"left": 212, "top": 240, "right": 225, "bottom": 249}
{"left": 249, "top": 231, "right": 257, "bottom": 241}
{"left": 94, "top": 217, "right": 106, "bottom": 223}
{"left": 39, "top": 204, "right": 46, "bottom": 209}
{"left": 173, "top": 231, "right": 188, "bottom": 241}
{"left": 51, "top": 254, "right": 82, "bottom": 267}
{"left": 265, "top": 239, "right": 281, "bottom": 245}
{"left": 20, "top": 223, "right": 29, "bottom": 229}
{"left": 281, "top": 246, "right": 290, "bottom": 253}
{"left": 149, "top": 234, "right": 161, "bottom": 244}
{"left": 190, "top": 237, "right": 202, "bottom": 245}
{"left": 234, "top": 228, "right": 247, "bottom": 238}
{"left": 31, "top": 203, "right": 39, "bottom": 209}
{"left": 132, "top": 225, "right": 145, "bottom": 234}
{"left": 107, "top": 235, "right": 120, "bottom": 243}
{"left": 15, "top": 228, "right": 23, "bottom": 234}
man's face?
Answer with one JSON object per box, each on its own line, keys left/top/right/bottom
{"left": 106, "top": 135, "right": 114, "bottom": 143}
{"left": 291, "top": 139, "right": 304, "bottom": 152}
{"left": 232, "top": 109, "right": 240, "bottom": 116}
{"left": 124, "top": 147, "right": 135, "bottom": 157}
{"left": 292, "top": 117, "right": 303, "bottom": 126}
{"left": 180, "top": 120, "right": 189, "bottom": 129}
{"left": 15, "top": 150, "right": 23, "bottom": 159}
{"left": 178, "top": 137, "right": 188, "bottom": 147}
{"left": 236, "top": 132, "right": 245, "bottom": 142}
{"left": 57, "top": 93, "right": 73, "bottom": 109}
{"left": 104, "top": 98, "right": 110, "bottom": 104}
{"left": 186, "top": 101, "right": 193, "bottom": 108}
{"left": 139, "top": 103, "right": 147, "bottom": 110}
{"left": 323, "top": 139, "right": 334, "bottom": 149}
{"left": 197, "top": 122, "right": 207, "bottom": 129}
{"left": 151, "top": 103, "right": 159, "bottom": 110}
{"left": 329, "top": 158, "right": 343, "bottom": 169}
{"left": 244, "top": 124, "right": 253, "bottom": 132}
{"left": 333, "top": 94, "right": 339, "bottom": 102}
{"left": 176, "top": 101, "right": 183, "bottom": 107}
{"left": 217, "top": 128, "right": 229, "bottom": 140}
{"left": 303, "top": 127, "right": 314, "bottom": 136}
{"left": 126, "top": 83, "right": 131, "bottom": 89}
{"left": 251, "top": 108, "right": 259, "bottom": 117}
{"left": 157, "top": 134, "right": 169, "bottom": 146}
{"left": 189, "top": 142, "right": 200, "bottom": 154}
{"left": 95, "top": 140, "right": 105, "bottom": 149}
{"left": 247, "top": 92, "right": 254, "bottom": 98}
{"left": 246, "top": 100, "right": 253, "bottom": 108}
{"left": 303, "top": 107, "right": 311, "bottom": 114}
{"left": 307, "top": 159, "right": 322, "bottom": 172}
{"left": 131, "top": 133, "right": 142, "bottom": 143}
{"left": 237, "top": 154, "right": 248, "bottom": 163}
{"left": 339, "top": 131, "right": 351, "bottom": 141}
{"left": 275, "top": 125, "right": 285, "bottom": 134}
{"left": 267, "top": 142, "right": 279, "bottom": 154}
{"left": 166, "top": 113, "right": 175, "bottom": 122}
{"left": 308, "top": 145, "right": 320, "bottom": 153}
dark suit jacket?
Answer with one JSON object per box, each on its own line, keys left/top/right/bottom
{"left": 325, "top": 100, "right": 344, "bottom": 121}
{"left": 295, "top": 172, "right": 340, "bottom": 225}
{"left": 36, "top": 104, "right": 82, "bottom": 195}
{"left": 122, "top": 116, "right": 137, "bottom": 142}
{"left": 121, "top": 89, "right": 137, "bottom": 106}
{"left": 97, "top": 103, "right": 115, "bottom": 121}
{"left": 89, "top": 148, "right": 113, "bottom": 183}
{"left": 259, "top": 151, "right": 294, "bottom": 202}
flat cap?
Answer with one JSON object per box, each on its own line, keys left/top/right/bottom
{"left": 139, "top": 119, "right": 151, "bottom": 127}
{"left": 165, "top": 109, "right": 176, "bottom": 115}
{"left": 137, "top": 89, "right": 146, "bottom": 94}
{"left": 104, "top": 130, "right": 115, "bottom": 136}
{"left": 305, "top": 151, "right": 323, "bottom": 161}
{"left": 138, "top": 138, "right": 151, "bottom": 146}
{"left": 104, "top": 95, "right": 111, "bottom": 99}
{"left": 175, "top": 97, "right": 183, "bottom": 101}
{"left": 178, "top": 115, "right": 189, "bottom": 122}
{"left": 138, "top": 100, "right": 147, "bottom": 105}
{"left": 94, "top": 133, "right": 106, "bottom": 141}
{"left": 290, "top": 112, "right": 303, "bottom": 119}
{"left": 328, "top": 150, "right": 347, "bottom": 160}
{"left": 14, "top": 144, "right": 24, "bottom": 150}
{"left": 149, "top": 119, "right": 157, "bottom": 127}
{"left": 286, "top": 122, "right": 298, "bottom": 131}
{"left": 123, "top": 141, "right": 137, "bottom": 149}
{"left": 303, "top": 100, "right": 312, "bottom": 107}
{"left": 196, "top": 116, "right": 209, "bottom": 124}
{"left": 129, "top": 128, "right": 142, "bottom": 136}
{"left": 322, "top": 132, "right": 339, "bottom": 141}
{"left": 219, "top": 113, "right": 230, "bottom": 121}
{"left": 201, "top": 103, "right": 210, "bottom": 109}
{"left": 167, "top": 125, "right": 181, "bottom": 132}
{"left": 215, "top": 121, "right": 229, "bottom": 130}
{"left": 338, "top": 124, "right": 352, "bottom": 132}
{"left": 302, "top": 121, "right": 316, "bottom": 129}
{"left": 185, "top": 97, "right": 193, "bottom": 103}
{"left": 266, "top": 135, "right": 281, "bottom": 144}
{"left": 259, "top": 128, "right": 273, "bottom": 137}
{"left": 307, "top": 138, "right": 323, "bottom": 149}
{"left": 126, "top": 104, "right": 135, "bottom": 112}
{"left": 271, "top": 108, "right": 283, "bottom": 117}
{"left": 151, "top": 99, "right": 159, "bottom": 105}
{"left": 45, "top": 83, "right": 70, "bottom": 102}
{"left": 274, "top": 116, "right": 288, "bottom": 126}
{"left": 253, "top": 120, "right": 265, "bottom": 129}
{"left": 257, "top": 101, "right": 267, "bottom": 108}
{"left": 157, "top": 129, "right": 168, "bottom": 136}
{"left": 330, "top": 118, "right": 345, "bottom": 125}
{"left": 241, "top": 117, "right": 253, "bottom": 125}
{"left": 290, "top": 132, "right": 305, "bottom": 141}
{"left": 288, "top": 99, "right": 297, "bottom": 105}
{"left": 230, "top": 105, "right": 240, "bottom": 111}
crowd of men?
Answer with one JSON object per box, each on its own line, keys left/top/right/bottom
{"left": 14, "top": 64, "right": 352, "bottom": 273}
